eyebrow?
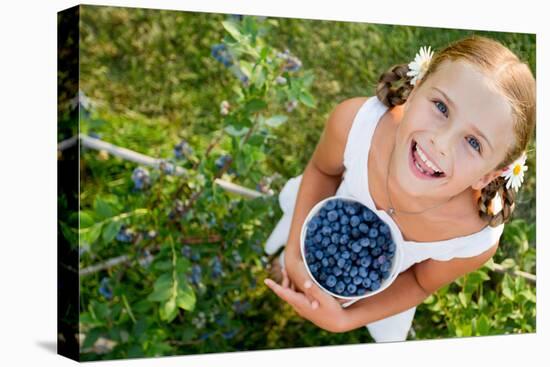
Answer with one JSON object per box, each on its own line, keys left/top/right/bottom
{"left": 431, "top": 87, "right": 494, "bottom": 153}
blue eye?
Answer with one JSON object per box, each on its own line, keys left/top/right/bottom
{"left": 467, "top": 136, "right": 482, "bottom": 153}
{"left": 434, "top": 100, "right": 448, "bottom": 116}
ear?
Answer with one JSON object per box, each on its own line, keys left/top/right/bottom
{"left": 471, "top": 169, "right": 505, "bottom": 191}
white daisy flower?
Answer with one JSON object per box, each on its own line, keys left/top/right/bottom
{"left": 501, "top": 152, "right": 528, "bottom": 192}
{"left": 407, "top": 46, "right": 434, "bottom": 86}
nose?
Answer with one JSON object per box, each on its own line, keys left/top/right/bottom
{"left": 430, "top": 130, "right": 451, "bottom": 157}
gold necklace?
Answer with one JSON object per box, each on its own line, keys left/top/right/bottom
{"left": 385, "top": 144, "right": 456, "bottom": 217}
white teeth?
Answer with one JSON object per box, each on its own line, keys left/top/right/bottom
{"left": 415, "top": 144, "right": 442, "bottom": 173}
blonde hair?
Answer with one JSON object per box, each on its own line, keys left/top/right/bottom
{"left": 376, "top": 35, "right": 536, "bottom": 227}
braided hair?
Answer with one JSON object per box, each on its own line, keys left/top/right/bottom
{"left": 375, "top": 36, "right": 535, "bottom": 227}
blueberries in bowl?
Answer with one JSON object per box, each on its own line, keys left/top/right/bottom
{"left": 301, "top": 197, "right": 399, "bottom": 299}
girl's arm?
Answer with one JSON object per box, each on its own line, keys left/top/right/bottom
{"left": 283, "top": 97, "right": 369, "bottom": 294}
{"left": 340, "top": 241, "right": 499, "bottom": 331}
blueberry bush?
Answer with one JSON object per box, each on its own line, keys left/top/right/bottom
{"left": 66, "top": 6, "right": 536, "bottom": 360}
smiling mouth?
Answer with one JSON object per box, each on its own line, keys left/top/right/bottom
{"left": 410, "top": 140, "right": 446, "bottom": 178}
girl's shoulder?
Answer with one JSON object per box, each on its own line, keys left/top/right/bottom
{"left": 311, "top": 96, "right": 371, "bottom": 176}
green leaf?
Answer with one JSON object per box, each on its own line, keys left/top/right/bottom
{"left": 502, "top": 274, "right": 515, "bottom": 301}
{"left": 82, "top": 328, "right": 103, "bottom": 349}
{"left": 298, "top": 90, "right": 316, "bottom": 108}
{"left": 501, "top": 258, "right": 516, "bottom": 269}
{"left": 161, "top": 297, "right": 178, "bottom": 322}
{"left": 102, "top": 220, "right": 122, "bottom": 243}
{"left": 475, "top": 314, "right": 490, "bottom": 335}
{"left": 224, "top": 125, "right": 249, "bottom": 137}
{"left": 176, "top": 279, "right": 196, "bottom": 311}
{"left": 253, "top": 66, "right": 267, "bottom": 88}
{"left": 94, "top": 197, "right": 116, "bottom": 219}
{"left": 302, "top": 70, "right": 315, "bottom": 87}
{"left": 79, "top": 211, "right": 95, "bottom": 228}
{"left": 264, "top": 115, "right": 288, "bottom": 127}
{"left": 81, "top": 223, "right": 103, "bottom": 245}
{"left": 245, "top": 98, "right": 267, "bottom": 113}
{"left": 221, "top": 21, "right": 243, "bottom": 42}
{"left": 147, "top": 286, "right": 172, "bottom": 302}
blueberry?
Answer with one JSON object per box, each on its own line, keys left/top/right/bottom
{"left": 327, "top": 244, "right": 337, "bottom": 255}
{"left": 327, "top": 210, "right": 338, "bottom": 222}
{"left": 359, "top": 223, "right": 370, "bottom": 233}
{"left": 308, "top": 221, "right": 318, "bottom": 232}
{"left": 360, "top": 256, "right": 372, "bottom": 268}
{"left": 361, "top": 277, "right": 372, "bottom": 289}
{"left": 321, "top": 237, "right": 331, "bottom": 247}
{"left": 325, "top": 200, "right": 337, "bottom": 211}
{"left": 318, "top": 209, "right": 327, "bottom": 218}
{"left": 379, "top": 223, "right": 390, "bottom": 234}
{"left": 335, "top": 281, "right": 345, "bottom": 294}
{"left": 341, "top": 225, "right": 351, "bottom": 234}
{"left": 357, "top": 287, "right": 367, "bottom": 296}
{"left": 349, "top": 266, "right": 358, "bottom": 277}
{"left": 353, "top": 276, "right": 363, "bottom": 285}
{"left": 381, "top": 270, "right": 390, "bottom": 280}
{"left": 381, "top": 262, "right": 390, "bottom": 272}
{"left": 341, "top": 251, "right": 350, "bottom": 259}
{"left": 315, "top": 250, "right": 324, "bottom": 260}
{"left": 362, "top": 209, "right": 376, "bottom": 222}
{"left": 371, "top": 280, "right": 381, "bottom": 291}
{"left": 351, "top": 228, "right": 361, "bottom": 239}
{"left": 328, "top": 256, "right": 336, "bottom": 266}
{"left": 369, "top": 271, "right": 380, "bottom": 281}
{"left": 360, "top": 238, "right": 371, "bottom": 248}
{"left": 350, "top": 215, "right": 361, "bottom": 227}
{"left": 344, "top": 276, "right": 352, "bottom": 285}
{"left": 330, "top": 222, "right": 341, "bottom": 232}
{"left": 339, "top": 235, "right": 350, "bottom": 245}
{"left": 371, "top": 247, "right": 382, "bottom": 256}
{"left": 321, "top": 258, "right": 329, "bottom": 267}
{"left": 331, "top": 233, "right": 340, "bottom": 244}
{"left": 322, "top": 219, "right": 330, "bottom": 226}
{"left": 344, "top": 204, "right": 357, "bottom": 215}
{"left": 333, "top": 267, "right": 343, "bottom": 276}
{"left": 346, "top": 283, "right": 357, "bottom": 294}
{"left": 339, "top": 215, "right": 350, "bottom": 225}
{"left": 378, "top": 255, "right": 387, "bottom": 264}
{"left": 314, "top": 233, "right": 323, "bottom": 244}
{"left": 351, "top": 242, "right": 362, "bottom": 253}
{"left": 305, "top": 252, "right": 315, "bottom": 264}
{"left": 388, "top": 243, "right": 396, "bottom": 252}
{"left": 368, "top": 228, "right": 379, "bottom": 238}
{"left": 359, "top": 249, "right": 370, "bottom": 257}
{"left": 337, "top": 258, "right": 346, "bottom": 268}
{"left": 336, "top": 200, "right": 343, "bottom": 209}
{"left": 319, "top": 272, "right": 328, "bottom": 281}
{"left": 377, "top": 236, "right": 386, "bottom": 246}
{"left": 350, "top": 252, "right": 358, "bottom": 261}
{"left": 99, "top": 277, "right": 113, "bottom": 299}
{"left": 326, "top": 275, "right": 337, "bottom": 287}
{"left": 372, "top": 261, "right": 380, "bottom": 269}
{"left": 359, "top": 267, "right": 368, "bottom": 278}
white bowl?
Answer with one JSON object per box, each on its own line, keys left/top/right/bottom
{"left": 300, "top": 195, "right": 403, "bottom": 301}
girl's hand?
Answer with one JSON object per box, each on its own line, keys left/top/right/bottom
{"left": 264, "top": 268, "right": 349, "bottom": 333}
{"left": 284, "top": 252, "right": 348, "bottom": 305}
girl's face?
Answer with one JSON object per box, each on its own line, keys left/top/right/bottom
{"left": 393, "top": 60, "right": 515, "bottom": 201}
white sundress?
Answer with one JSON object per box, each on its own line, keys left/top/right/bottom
{"left": 264, "top": 96, "right": 504, "bottom": 343}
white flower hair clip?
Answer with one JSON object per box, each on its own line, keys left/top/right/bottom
{"left": 501, "top": 152, "right": 528, "bottom": 192}
{"left": 407, "top": 46, "right": 434, "bottom": 86}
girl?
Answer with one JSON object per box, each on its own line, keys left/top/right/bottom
{"left": 262, "top": 35, "right": 535, "bottom": 342}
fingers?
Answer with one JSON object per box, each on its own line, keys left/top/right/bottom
{"left": 302, "top": 279, "right": 329, "bottom": 306}
{"left": 264, "top": 278, "right": 312, "bottom": 310}
{"left": 281, "top": 268, "right": 290, "bottom": 289}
